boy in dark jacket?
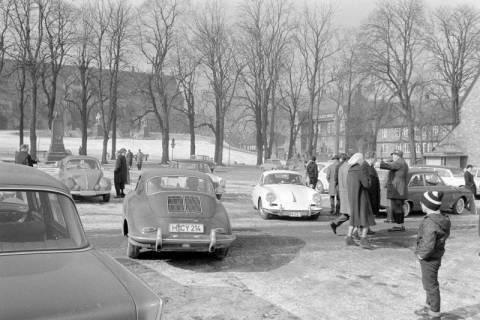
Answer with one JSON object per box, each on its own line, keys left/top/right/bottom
{"left": 415, "top": 191, "right": 451, "bottom": 319}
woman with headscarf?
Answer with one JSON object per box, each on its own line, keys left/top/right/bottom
{"left": 346, "top": 153, "right": 375, "bottom": 249}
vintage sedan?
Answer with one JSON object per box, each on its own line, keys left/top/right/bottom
{"left": 123, "top": 169, "right": 235, "bottom": 259}
{"left": 251, "top": 170, "right": 322, "bottom": 219}
{"left": 58, "top": 155, "right": 111, "bottom": 202}
{"left": 379, "top": 167, "right": 475, "bottom": 216}
{"left": 170, "top": 159, "right": 225, "bottom": 199}
{"left": 0, "top": 163, "right": 163, "bottom": 320}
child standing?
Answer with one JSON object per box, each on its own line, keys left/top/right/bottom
{"left": 415, "top": 191, "right": 451, "bottom": 319}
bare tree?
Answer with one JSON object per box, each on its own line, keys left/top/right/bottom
{"left": 0, "top": 0, "right": 13, "bottom": 76}
{"left": 294, "top": 2, "right": 336, "bottom": 158}
{"left": 41, "top": 0, "right": 75, "bottom": 130}
{"left": 193, "top": 1, "right": 241, "bottom": 165}
{"left": 10, "top": 0, "right": 47, "bottom": 158}
{"left": 238, "top": 0, "right": 292, "bottom": 164}
{"left": 361, "top": 0, "right": 426, "bottom": 164}
{"left": 426, "top": 5, "right": 480, "bottom": 125}
{"left": 137, "top": 0, "right": 179, "bottom": 164}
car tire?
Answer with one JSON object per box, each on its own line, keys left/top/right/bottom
{"left": 316, "top": 182, "right": 324, "bottom": 193}
{"left": 213, "top": 248, "right": 229, "bottom": 260}
{"left": 453, "top": 197, "right": 465, "bottom": 215}
{"left": 216, "top": 193, "right": 222, "bottom": 200}
{"left": 103, "top": 194, "right": 110, "bottom": 202}
{"left": 309, "top": 213, "right": 320, "bottom": 220}
{"left": 127, "top": 239, "right": 140, "bottom": 259}
{"left": 402, "top": 201, "right": 411, "bottom": 217}
{"left": 258, "top": 199, "right": 272, "bottom": 220}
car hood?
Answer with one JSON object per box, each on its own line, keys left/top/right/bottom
{"left": 0, "top": 250, "right": 136, "bottom": 320}
{"left": 264, "top": 184, "right": 316, "bottom": 204}
{"left": 147, "top": 192, "right": 217, "bottom": 218}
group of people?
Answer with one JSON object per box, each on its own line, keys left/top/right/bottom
{"left": 114, "top": 148, "right": 145, "bottom": 198}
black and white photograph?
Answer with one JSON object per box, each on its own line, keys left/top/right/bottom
{"left": 1, "top": 0, "right": 480, "bottom": 319}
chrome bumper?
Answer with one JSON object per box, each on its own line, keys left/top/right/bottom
{"left": 71, "top": 190, "right": 110, "bottom": 196}
{"left": 263, "top": 206, "right": 322, "bottom": 217}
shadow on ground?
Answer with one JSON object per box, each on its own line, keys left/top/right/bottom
{"left": 136, "top": 232, "right": 305, "bottom": 273}
{"left": 415, "top": 304, "right": 480, "bottom": 320}
{"left": 368, "top": 229, "right": 418, "bottom": 249}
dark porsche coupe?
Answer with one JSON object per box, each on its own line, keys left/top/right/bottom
{"left": 123, "top": 168, "right": 235, "bottom": 259}
{"left": 0, "top": 163, "right": 163, "bottom": 320}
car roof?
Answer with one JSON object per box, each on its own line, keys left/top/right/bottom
{"left": 172, "top": 159, "right": 214, "bottom": 165}
{"left": 140, "top": 168, "right": 212, "bottom": 180}
{"left": 263, "top": 170, "right": 301, "bottom": 175}
{"left": 0, "top": 163, "right": 68, "bottom": 192}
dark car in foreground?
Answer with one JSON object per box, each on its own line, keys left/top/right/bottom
{"left": 0, "top": 163, "right": 163, "bottom": 320}
{"left": 123, "top": 168, "right": 235, "bottom": 259}
{"left": 379, "top": 167, "right": 475, "bottom": 216}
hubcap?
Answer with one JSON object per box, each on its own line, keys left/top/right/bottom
{"left": 456, "top": 198, "right": 465, "bottom": 213}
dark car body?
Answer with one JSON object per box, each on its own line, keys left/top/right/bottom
{"left": 0, "top": 163, "right": 163, "bottom": 320}
{"left": 170, "top": 159, "right": 225, "bottom": 199}
{"left": 57, "top": 155, "right": 112, "bottom": 202}
{"left": 123, "top": 168, "right": 235, "bottom": 259}
{"left": 378, "top": 167, "right": 475, "bottom": 215}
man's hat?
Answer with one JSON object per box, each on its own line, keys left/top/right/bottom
{"left": 421, "top": 191, "right": 444, "bottom": 211}
{"left": 331, "top": 155, "right": 339, "bottom": 160}
{"left": 391, "top": 150, "right": 403, "bottom": 157}
{"left": 119, "top": 148, "right": 127, "bottom": 153}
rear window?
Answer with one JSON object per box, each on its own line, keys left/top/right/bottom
{"left": 146, "top": 176, "right": 214, "bottom": 195}
{"left": 0, "top": 190, "right": 88, "bottom": 253}
{"left": 65, "top": 159, "right": 99, "bottom": 170}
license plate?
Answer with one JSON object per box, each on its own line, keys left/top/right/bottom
{"left": 169, "top": 223, "right": 204, "bottom": 233}
{"left": 289, "top": 211, "right": 303, "bottom": 217}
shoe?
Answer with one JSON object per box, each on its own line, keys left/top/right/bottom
{"left": 330, "top": 222, "right": 337, "bottom": 234}
{"left": 352, "top": 231, "right": 360, "bottom": 241}
{"left": 367, "top": 229, "right": 376, "bottom": 235}
{"left": 427, "top": 309, "right": 441, "bottom": 319}
{"left": 359, "top": 237, "right": 373, "bottom": 249}
{"left": 414, "top": 306, "right": 429, "bottom": 316}
{"left": 114, "top": 195, "right": 122, "bottom": 199}
{"left": 121, "top": 194, "right": 126, "bottom": 198}
{"left": 388, "top": 226, "right": 406, "bottom": 232}
{"left": 345, "top": 236, "right": 358, "bottom": 246}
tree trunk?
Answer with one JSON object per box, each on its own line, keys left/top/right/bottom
{"left": 255, "top": 107, "right": 263, "bottom": 165}
{"left": 407, "top": 111, "right": 417, "bottom": 166}
{"left": 47, "top": 74, "right": 58, "bottom": 130}
{"left": 189, "top": 113, "right": 195, "bottom": 156}
{"left": 451, "top": 85, "right": 459, "bottom": 126}
{"left": 161, "top": 124, "right": 169, "bottom": 164}
{"left": 214, "top": 115, "right": 224, "bottom": 165}
{"left": 102, "top": 133, "right": 109, "bottom": 164}
{"left": 287, "top": 118, "right": 295, "bottom": 160}
{"left": 30, "top": 81, "right": 38, "bottom": 159}
{"left": 18, "top": 68, "right": 26, "bottom": 146}
{"left": 111, "top": 106, "right": 116, "bottom": 160}
{"left": 307, "top": 99, "right": 314, "bottom": 157}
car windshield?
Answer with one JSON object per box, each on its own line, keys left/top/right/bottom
{"left": 263, "top": 173, "right": 304, "bottom": 185}
{"left": 65, "top": 159, "right": 100, "bottom": 170}
{"left": 0, "top": 190, "right": 88, "bottom": 254}
{"left": 147, "top": 176, "right": 215, "bottom": 195}
{"left": 450, "top": 168, "right": 464, "bottom": 177}
{"left": 172, "top": 162, "right": 211, "bottom": 173}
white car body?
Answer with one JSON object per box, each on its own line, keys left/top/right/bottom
{"left": 420, "top": 167, "right": 465, "bottom": 188}
{"left": 316, "top": 161, "right": 333, "bottom": 193}
{"left": 251, "top": 170, "right": 322, "bottom": 219}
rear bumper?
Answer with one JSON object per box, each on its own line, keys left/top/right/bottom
{"left": 263, "top": 207, "right": 321, "bottom": 217}
{"left": 71, "top": 190, "right": 110, "bottom": 196}
{"left": 129, "top": 228, "right": 236, "bottom": 252}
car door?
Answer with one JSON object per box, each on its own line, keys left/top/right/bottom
{"left": 407, "top": 173, "right": 426, "bottom": 211}
{"left": 424, "top": 172, "right": 454, "bottom": 210}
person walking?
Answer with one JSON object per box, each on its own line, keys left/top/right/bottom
{"left": 464, "top": 165, "right": 476, "bottom": 196}
{"left": 414, "top": 191, "right": 450, "bottom": 320}
{"left": 15, "top": 144, "right": 37, "bottom": 167}
{"left": 345, "top": 153, "right": 374, "bottom": 249}
{"left": 126, "top": 149, "right": 133, "bottom": 168}
{"left": 136, "top": 149, "right": 144, "bottom": 171}
{"left": 326, "top": 155, "right": 340, "bottom": 214}
{"left": 114, "top": 148, "right": 128, "bottom": 198}
{"left": 380, "top": 150, "right": 409, "bottom": 232}
{"left": 306, "top": 156, "right": 319, "bottom": 189}
{"left": 329, "top": 154, "right": 351, "bottom": 234}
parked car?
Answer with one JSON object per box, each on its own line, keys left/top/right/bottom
{"left": 123, "top": 168, "right": 235, "bottom": 259}
{"left": 170, "top": 159, "right": 225, "bottom": 199}
{"left": 251, "top": 170, "right": 322, "bottom": 219}
{"left": 0, "top": 163, "right": 163, "bottom": 320}
{"left": 260, "top": 159, "right": 284, "bottom": 171}
{"left": 316, "top": 161, "right": 335, "bottom": 193}
{"left": 378, "top": 167, "right": 475, "bottom": 216}
{"left": 57, "top": 155, "right": 111, "bottom": 202}
{"left": 416, "top": 166, "right": 465, "bottom": 187}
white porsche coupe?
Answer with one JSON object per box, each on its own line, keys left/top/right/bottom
{"left": 251, "top": 170, "right": 323, "bottom": 219}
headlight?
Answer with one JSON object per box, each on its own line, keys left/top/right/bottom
{"left": 312, "top": 193, "right": 322, "bottom": 205}
{"left": 266, "top": 192, "right": 276, "bottom": 203}
{"left": 99, "top": 178, "right": 109, "bottom": 189}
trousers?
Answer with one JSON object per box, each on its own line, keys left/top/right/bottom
{"left": 420, "top": 259, "right": 442, "bottom": 312}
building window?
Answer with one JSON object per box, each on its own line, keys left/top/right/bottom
{"left": 381, "top": 128, "right": 387, "bottom": 139}
{"left": 380, "top": 144, "right": 388, "bottom": 154}
{"left": 395, "top": 128, "right": 401, "bottom": 137}
{"left": 402, "top": 127, "right": 408, "bottom": 137}
{"left": 327, "top": 122, "right": 334, "bottom": 135}
{"left": 403, "top": 143, "right": 410, "bottom": 153}
{"left": 432, "top": 125, "right": 439, "bottom": 136}
{"left": 416, "top": 143, "right": 421, "bottom": 153}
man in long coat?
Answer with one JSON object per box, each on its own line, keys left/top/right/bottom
{"left": 306, "top": 156, "right": 319, "bottom": 189}
{"left": 464, "top": 165, "right": 477, "bottom": 196}
{"left": 365, "top": 157, "right": 380, "bottom": 216}
{"left": 114, "top": 148, "right": 128, "bottom": 198}
{"left": 329, "top": 154, "right": 350, "bottom": 234}
{"left": 380, "top": 150, "right": 409, "bottom": 232}
{"left": 326, "top": 155, "right": 340, "bottom": 214}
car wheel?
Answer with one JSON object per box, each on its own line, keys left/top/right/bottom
{"left": 316, "top": 182, "right": 324, "bottom": 193}
{"left": 258, "top": 199, "right": 272, "bottom": 220}
{"left": 103, "top": 194, "right": 110, "bottom": 202}
{"left": 309, "top": 213, "right": 320, "bottom": 220}
{"left": 453, "top": 197, "right": 465, "bottom": 215}
{"left": 213, "top": 248, "right": 229, "bottom": 260}
{"left": 127, "top": 239, "right": 140, "bottom": 259}
{"left": 402, "top": 201, "right": 411, "bottom": 217}
{"left": 216, "top": 193, "right": 222, "bottom": 200}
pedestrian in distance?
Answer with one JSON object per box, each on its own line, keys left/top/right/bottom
{"left": 306, "top": 156, "right": 319, "bottom": 190}
{"left": 414, "top": 191, "right": 450, "bottom": 320}
{"left": 126, "top": 149, "right": 133, "bottom": 168}
{"left": 326, "top": 155, "right": 340, "bottom": 214}
{"left": 330, "top": 153, "right": 351, "bottom": 234}
{"left": 380, "top": 149, "right": 409, "bottom": 232}
{"left": 15, "top": 144, "right": 37, "bottom": 167}
{"left": 136, "top": 149, "right": 144, "bottom": 171}
{"left": 345, "top": 153, "right": 375, "bottom": 249}
{"left": 114, "top": 148, "right": 128, "bottom": 198}
{"left": 464, "top": 164, "right": 476, "bottom": 196}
